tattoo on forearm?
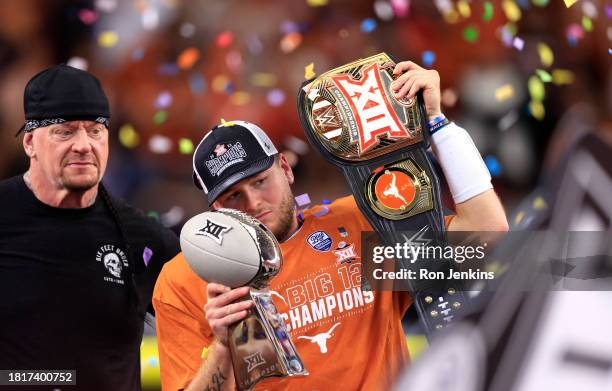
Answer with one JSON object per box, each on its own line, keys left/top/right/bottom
{"left": 204, "top": 367, "right": 227, "bottom": 391}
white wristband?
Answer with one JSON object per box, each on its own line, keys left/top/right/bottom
{"left": 430, "top": 122, "right": 492, "bottom": 204}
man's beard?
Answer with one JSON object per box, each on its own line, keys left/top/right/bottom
{"left": 272, "top": 188, "right": 296, "bottom": 242}
{"left": 60, "top": 170, "right": 100, "bottom": 192}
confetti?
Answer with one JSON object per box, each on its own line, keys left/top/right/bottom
{"left": 483, "top": 2, "right": 494, "bottom": 21}
{"left": 422, "top": 51, "right": 436, "bottom": 67}
{"left": 67, "top": 57, "right": 88, "bottom": 70}
{"left": 498, "top": 110, "right": 519, "bottom": 131}
{"left": 147, "top": 210, "right": 160, "bottom": 220}
{"left": 514, "top": 210, "right": 525, "bottom": 225}
{"left": 284, "top": 135, "right": 309, "bottom": 155}
{"left": 295, "top": 193, "right": 311, "bottom": 207}
{"left": 563, "top": 0, "right": 579, "bottom": 8}
{"left": 178, "top": 138, "right": 194, "bottom": 154}
{"left": 280, "top": 32, "right": 302, "bottom": 53}
{"left": 225, "top": 50, "right": 242, "bottom": 71}
{"left": 443, "top": 10, "right": 460, "bottom": 24}
{"left": 361, "top": 18, "right": 377, "bottom": 33}
{"left": 551, "top": 69, "right": 575, "bottom": 85}
{"left": 566, "top": 24, "right": 584, "bottom": 46}
{"left": 98, "top": 31, "right": 119, "bottom": 48}
{"left": 441, "top": 88, "right": 458, "bottom": 107}
{"left": 582, "top": 16, "right": 593, "bottom": 32}
{"left": 161, "top": 206, "right": 185, "bottom": 227}
{"left": 141, "top": 7, "right": 159, "bottom": 30}
{"left": 502, "top": 0, "right": 522, "bottom": 22}
{"left": 304, "top": 63, "right": 316, "bottom": 79}
{"left": 189, "top": 73, "right": 206, "bottom": 94}
{"left": 155, "top": 91, "right": 173, "bottom": 109}
{"left": 535, "top": 69, "right": 552, "bottom": 83}
{"left": 149, "top": 135, "right": 173, "bottom": 154}
{"left": 457, "top": 0, "right": 471, "bottom": 18}
{"left": 179, "top": 23, "right": 196, "bottom": 38}
{"left": 338, "top": 29, "right": 350, "bottom": 38}
{"left": 495, "top": 84, "right": 514, "bottom": 101}
{"left": 532, "top": 0, "right": 549, "bottom": 6}
{"left": 216, "top": 31, "right": 234, "bottom": 48}
{"left": 532, "top": 196, "right": 547, "bottom": 210}
{"left": 582, "top": 1, "right": 597, "bottom": 19}
{"left": 95, "top": 0, "right": 117, "bottom": 12}
{"left": 153, "top": 110, "right": 168, "bottom": 125}
{"left": 212, "top": 74, "right": 230, "bottom": 93}
{"left": 606, "top": 5, "right": 612, "bottom": 19}
{"left": 250, "top": 73, "right": 277, "bottom": 87}
{"left": 528, "top": 75, "right": 545, "bottom": 101}
{"left": 132, "top": 48, "right": 145, "bottom": 61}
{"left": 143, "top": 247, "right": 153, "bottom": 267}
{"left": 78, "top": 9, "right": 99, "bottom": 25}
{"left": 158, "top": 63, "right": 179, "bottom": 76}
{"left": 229, "top": 91, "right": 251, "bottom": 106}
{"left": 267, "top": 89, "right": 286, "bottom": 106}
{"left": 177, "top": 47, "right": 200, "bottom": 70}
{"left": 280, "top": 20, "right": 299, "bottom": 34}
{"left": 118, "top": 124, "right": 139, "bottom": 148}
{"left": 484, "top": 155, "right": 502, "bottom": 177}
{"left": 512, "top": 37, "right": 525, "bottom": 50}
{"left": 537, "top": 42, "right": 554, "bottom": 67}
{"left": 307, "top": 0, "right": 328, "bottom": 6}
{"left": 246, "top": 34, "right": 264, "bottom": 55}
{"left": 391, "top": 0, "right": 410, "bottom": 17}
{"left": 374, "top": 1, "right": 395, "bottom": 21}
{"left": 528, "top": 100, "right": 545, "bottom": 120}
{"left": 463, "top": 26, "right": 479, "bottom": 42}
{"left": 609, "top": 48, "right": 612, "bottom": 55}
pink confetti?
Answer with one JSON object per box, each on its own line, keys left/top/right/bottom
{"left": 78, "top": 9, "right": 99, "bottom": 25}
{"left": 391, "top": 0, "right": 410, "bottom": 17}
{"left": 512, "top": 37, "right": 525, "bottom": 50}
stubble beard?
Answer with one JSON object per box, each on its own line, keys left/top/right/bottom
{"left": 272, "top": 187, "right": 296, "bottom": 243}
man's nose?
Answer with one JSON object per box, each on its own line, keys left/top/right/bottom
{"left": 243, "top": 190, "right": 262, "bottom": 214}
{"left": 71, "top": 128, "right": 93, "bottom": 153}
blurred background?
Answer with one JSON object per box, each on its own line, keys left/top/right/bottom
{"left": 0, "top": 0, "right": 609, "bottom": 388}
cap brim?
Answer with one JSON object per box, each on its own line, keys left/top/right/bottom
{"left": 206, "top": 155, "right": 276, "bottom": 206}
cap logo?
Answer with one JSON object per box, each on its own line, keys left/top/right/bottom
{"left": 205, "top": 141, "right": 248, "bottom": 177}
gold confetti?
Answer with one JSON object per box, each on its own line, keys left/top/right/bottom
{"left": 537, "top": 42, "right": 554, "bottom": 67}
{"left": 535, "top": 69, "right": 553, "bottom": 83}
{"left": 457, "top": 0, "right": 471, "bottom": 17}
{"left": 564, "top": 0, "right": 579, "bottom": 8}
{"left": 304, "top": 63, "right": 316, "bottom": 79}
{"left": 552, "top": 69, "right": 575, "bottom": 85}
{"left": 514, "top": 210, "right": 525, "bottom": 225}
{"left": 533, "top": 196, "right": 547, "bottom": 210}
{"left": 528, "top": 75, "right": 546, "bottom": 101}
{"left": 229, "top": 91, "right": 251, "bottom": 106}
{"left": 118, "top": 124, "right": 139, "bottom": 148}
{"left": 98, "top": 31, "right": 119, "bottom": 48}
{"left": 495, "top": 84, "right": 515, "bottom": 101}
{"left": 502, "top": 0, "right": 522, "bottom": 22}
{"left": 529, "top": 100, "right": 545, "bottom": 120}
{"left": 307, "top": 0, "right": 328, "bottom": 6}
{"left": 212, "top": 74, "right": 230, "bottom": 93}
{"left": 250, "top": 73, "right": 277, "bottom": 87}
{"left": 201, "top": 347, "right": 209, "bottom": 359}
{"left": 220, "top": 118, "right": 236, "bottom": 127}
{"left": 443, "top": 10, "right": 460, "bottom": 24}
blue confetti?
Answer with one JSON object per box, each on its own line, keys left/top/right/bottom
{"left": 484, "top": 155, "right": 502, "bottom": 177}
{"left": 132, "top": 48, "right": 145, "bottom": 62}
{"left": 516, "top": 0, "right": 530, "bottom": 9}
{"left": 609, "top": 48, "right": 612, "bottom": 55}
{"left": 322, "top": 199, "right": 331, "bottom": 205}
{"left": 158, "top": 63, "right": 179, "bottom": 76}
{"left": 224, "top": 80, "right": 235, "bottom": 95}
{"left": 422, "top": 51, "right": 436, "bottom": 67}
{"left": 189, "top": 73, "right": 206, "bottom": 95}
{"left": 360, "top": 18, "right": 377, "bottom": 33}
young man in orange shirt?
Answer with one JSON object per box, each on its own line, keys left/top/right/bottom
{"left": 153, "top": 61, "right": 508, "bottom": 391}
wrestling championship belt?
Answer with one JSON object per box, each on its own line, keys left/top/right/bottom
{"left": 297, "top": 53, "right": 467, "bottom": 337}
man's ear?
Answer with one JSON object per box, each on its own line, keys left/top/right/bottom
{"left": 23, "top": 132, "right": 35, "bottom": 158}
{"left": 277, "top": 153, "right": 294, "bottom": 185}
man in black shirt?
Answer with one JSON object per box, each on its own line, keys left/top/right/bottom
{"left": 0, "top": 64, "right": 180, "bottom": 390}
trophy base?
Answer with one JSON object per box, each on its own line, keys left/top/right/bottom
{"left": 229, "top": 289, "right": 308, "bottom": 391}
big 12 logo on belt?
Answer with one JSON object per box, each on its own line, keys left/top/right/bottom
{"left": 301, "top": 53, "right": 426, "bottom": 162}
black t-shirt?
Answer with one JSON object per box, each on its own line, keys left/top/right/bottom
{"left": 0, "top": 175, "right": 180, "bottom": 390}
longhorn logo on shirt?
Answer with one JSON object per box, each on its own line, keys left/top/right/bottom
{"left": 298, "top": 323, "right": 341, "bottom": 354}
{"left": 196, "top": 219, "right": 232, "bottom": 245}
{"left": 330, "top": 62, "right": 409, "bottom": 154}
{"left": 333, "top": 242, "right": 359, "bottom": 265}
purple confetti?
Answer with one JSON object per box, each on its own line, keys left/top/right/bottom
{"left": 158, "top": 63, "right": 179, "bottom": 76}
{"left": 280, "top": 20, "right": 299, "bottom": 34}
{"left": 295, "top": 193, "right": 311, "bottom": 207}
{"left": 267, "top": 89, "right": 286, "bottom": 106}
{"left": 155, "top": 91, "right": 172, "bottom": 109}
{"left": 606, "top": 5, "right": 612, "bottom": 19}
{"left": 143, "top": 247, "right": 153, "bottom": 267}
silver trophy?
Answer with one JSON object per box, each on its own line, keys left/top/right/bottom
{"left": 180, "top": 208, "right": 308, "bottom": 391}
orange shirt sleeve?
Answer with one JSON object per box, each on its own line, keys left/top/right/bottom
{"left": 153, "top": 254, "right": 213, "bottom": 391}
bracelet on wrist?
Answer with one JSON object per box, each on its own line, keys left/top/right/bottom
{"left": 427, "top": 115, "right": 451, "bottom": 135}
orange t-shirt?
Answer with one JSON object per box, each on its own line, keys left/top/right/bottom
{"left": 153, "top": 196, "right": 452, "bottom": 390}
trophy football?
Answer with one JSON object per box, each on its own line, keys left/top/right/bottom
{"left": 180, "top": 208, "right": 308, "bottom": 391}
{"left": 296, "top": 53, "right": 468, "bottom": 337}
